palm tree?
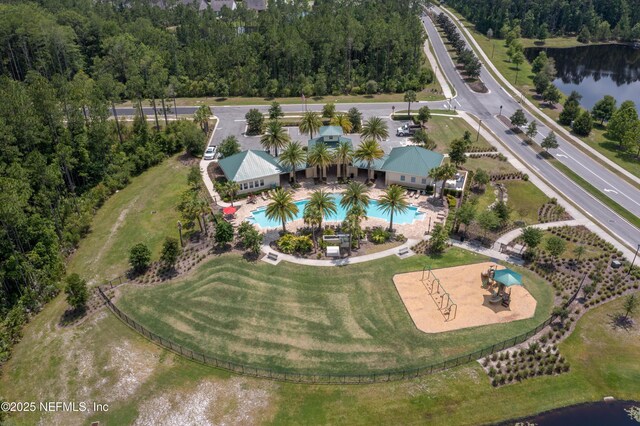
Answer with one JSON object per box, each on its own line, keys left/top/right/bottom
{"left": 193, "top": 105, "right": 211, "bottom": 134}
{"left": 305, "top": 189, "right": 337, "bottom": 231}
{"left": 299, "top": 111, "right": 322, "bottom": 139}
{"left": 308, "top": 142, "right": 333, "bottom": 181}
{"left": 340, "top": 181, "right": 371, "bottom": 212}
{"left": 330, "top": 113, "right": 353, "bottom": 134}
{"left": 265, "top": 188, "right": 299, "bottom": 232}
{"left": 223, "top": 181, "right": 240, "bottom": 206}
{"left": 261, "top": 120, "right": 290, "bottom": 157}
{"left": 429, "top": 163, "right": 458, "bottom": 199}
{"left": 303, "top": 205, "right": 322, "bottom": 249}
{"left": 377, "top": 185, "right": 409, "bottom": 232}
{"left": 334, "top": 140, "right": 353, "bottom": 179}
{"left": 279, "top": 141, "right": 307, "bottom": 183}
{"left": 354, "top": 139, "right": 384, "bottom": 183}
{"left": 345, "top": 205, "right": 366, "bottom": 248}
{"left": 361, "top": 116, "right": 389, "bottom": 142}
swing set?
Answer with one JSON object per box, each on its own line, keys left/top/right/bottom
{"left": 420, "top": 265, "right": 457, "bottom": 322}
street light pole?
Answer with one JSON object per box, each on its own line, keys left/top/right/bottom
{"left": 628, "top": 244, "right": 640, "bottom": 276}
{"left": 476, "top": 119, "right": 482, "bottom": 142}
{"left": 499, "top": 105, "right": 503, "bottom": 116}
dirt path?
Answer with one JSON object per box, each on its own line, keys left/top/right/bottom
{"left": 88, "top": 196, "right": 139, "bottom": 282}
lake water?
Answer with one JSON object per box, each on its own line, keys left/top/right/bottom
{"left": 525, "top": 44, "right": 640, "bottom": 109}
{"left": 500, "top": 400, "right": 640, "bottom": 426}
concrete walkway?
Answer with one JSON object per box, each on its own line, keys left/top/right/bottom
{"left": 199, "top": 116, "right": 235, "bottom": 208}
{"left": 492, "top": 220, "right": 580, "bottom": 251}
{"left": 456, "top": 111, "right": 635, "bottom": 260}
{"left": 261, "top": 239, "right": 420, "bottom": 266}
{"left": 440, "top": 6, "right": 640, "bottom": 186}
{"left": 423, "top": 35, "right": 454, "bottom": 99}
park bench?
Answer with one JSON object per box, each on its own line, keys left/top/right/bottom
{"left": 398, "top": 247, "right": 409, "bottom": 256}
{"left": 267, "top": 252, "right": 278, "bottom": 261}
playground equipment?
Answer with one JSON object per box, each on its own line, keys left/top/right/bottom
{"left": 481, "top": 265, "right": 523, "bottom": 307}
{"left": 421, "top": 266, "right": 457, "bottom": 322}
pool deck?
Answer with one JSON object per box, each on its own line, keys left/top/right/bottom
{"left": 230, "top": 180, "right": 447, "bottom": 241}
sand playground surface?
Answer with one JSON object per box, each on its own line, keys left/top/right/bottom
{"left": 393, "top": 262, "right": 537, "bottom": 333}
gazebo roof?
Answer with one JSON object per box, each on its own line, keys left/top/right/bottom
{"left": 493, "top": 269, "right": 523, "bottom": 287}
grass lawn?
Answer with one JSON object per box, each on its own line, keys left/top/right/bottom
{"left": 2, "top": 148, "right": 638, "bottom": 425}
{"left": 117, "top": 86, "right": 445, "bottom": 108}
{"left": 503, "top": 180, "right": 549, "bottom": 225}
{"left": 539, "top": 231, "right": 607, "bottom": 261}
{"left": 66, "top": 155, "right": 191, "bottom": 284}
{"left": 446, "top": 8, "right": 640, "bottom": 181}
{"left": 469, "top": 186, "right": 497, "bottom": 213}
{"left": 116, "top": 251, "right": 553, "bottom": 375}
{"left": 426, "top": 116, "right": 493, "bottom": 152}
{"left": 464, "top": 156, "right": 518, "bottom": 175}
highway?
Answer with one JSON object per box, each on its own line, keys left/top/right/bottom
{"left": 113, "top": 9, "right": 640, "bottom": 251}
{"left": 421, "top": 6, "right": 640, "bottom": 251}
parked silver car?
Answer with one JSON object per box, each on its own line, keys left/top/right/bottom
{"left": 203, "top": 146, "right": 217, "bottom": 160}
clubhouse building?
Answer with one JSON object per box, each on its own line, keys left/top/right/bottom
{"left": 217, "top": 126, "right": 450, "bottom": 195}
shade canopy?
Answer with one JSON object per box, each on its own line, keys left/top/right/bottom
{"left": 493, "top": 269, "right": 523, "bottom": 287}
{"left": 223, "top": 206, "right": 237, "bottom": 215}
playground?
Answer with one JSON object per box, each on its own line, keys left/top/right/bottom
{"left": 393, "top": 262, "right": 537, "bottom": 333}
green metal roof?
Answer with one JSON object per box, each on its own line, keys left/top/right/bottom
{"left": 308, "top": 136, "right": 352, "bottom": 151}
{"left": 218, "top": 150, "right": 283, "bottom": 182}
{"left": 379, "top": 146, "right": 444, "bottom": 177}
{"left": 318, "top": 126, "right": 343, "bottom": 137}
{"left": 493, "top": 269, "right": 523, "bottom": 286}
{"left": 353, "top": 155, "right": 388, "bottom": 171}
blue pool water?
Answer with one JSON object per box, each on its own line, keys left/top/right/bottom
{"left": 248, "top": 194, "right": 422, "bottom": 228}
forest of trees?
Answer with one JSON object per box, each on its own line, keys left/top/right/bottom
{"left": 0, "top": 0, "right": 433, "bottom": 99}
{"left": 0, "top": 71, "right": 205, "bottom": 363}
{"left": 0, "top": 0, "right": 434, "bottom": 365}
{"left": 446, "top": 0, "right": 640, "bottom": 41}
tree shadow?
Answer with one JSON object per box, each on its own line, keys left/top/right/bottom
{"left": 609, "top": 313, "right": 634, "bottom": 331}
{"left": 59, "top": 306, "right": 87, "bottom": 327}
{"left": 214, "top": 97, "right": 228, "bottom": 102}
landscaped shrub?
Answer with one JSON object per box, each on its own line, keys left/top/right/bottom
{"left": 370, "top": 228, "right": 390, "bottom": 244}
{"left": 276, "top": 234, "right": 313, "bottom": 255}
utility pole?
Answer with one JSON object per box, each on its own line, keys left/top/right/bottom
{"left": 628, "top": 244, "right": 640, "bottom": 276}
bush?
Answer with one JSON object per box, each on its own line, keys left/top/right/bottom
{"left": 277, "top": 234, "right": 313, "bottom": 254}
{"left": 64, "top": 273, "right": 88, "bottom": 311}
{"left": 371, "top": 228, "right": 390, "bottom": 244}
{"left": 129, "top": 243, "right": 152, "bottom": 273}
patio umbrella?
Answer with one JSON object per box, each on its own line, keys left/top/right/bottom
{"left": 223, "top": 206, "right": 237, "bottom": 215}
{"left": 493, "top": 269, "right": 523, "bottom": 287}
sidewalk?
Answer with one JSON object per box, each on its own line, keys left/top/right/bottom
{"left": 260, "top": 239, "right": 420, "bottom": 266}
{"left": 492, "top": 220, "right": 580, "bottom": 250}
{"left": 423, "top": 30, "right": 454, "bottom": 99}
{"left": 440, "top": 5, "right": 640, "bottom": 186}
{"left": 199, "top": 116, "right": 234, "bottom": 208}
{"left": 456, "top": 111, "right": 635, "bottom": 260}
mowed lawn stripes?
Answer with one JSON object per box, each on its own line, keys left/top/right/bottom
{"left": 117, "top": 250, "right": 553, "bottom": 374}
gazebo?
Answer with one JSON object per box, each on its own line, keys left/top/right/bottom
{"left": 490, "top": 269, "right": 523, "bottom": 305}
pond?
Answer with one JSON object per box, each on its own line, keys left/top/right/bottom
{"left": 501, "top": 400, "right": 640, "bottom": 425}
{"left": 524, "top": 44, "right": 640, "bottom": 109}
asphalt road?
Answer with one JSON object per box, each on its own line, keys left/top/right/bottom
{"left": 113, "top": 10, "right": 640, "bottom": 250}
{"left": 421, "top": 6, "right": 640, "bottom": 250}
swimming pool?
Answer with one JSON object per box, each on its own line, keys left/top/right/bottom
{"left": 247, "top": 194, "right": 423, "bottom": 229}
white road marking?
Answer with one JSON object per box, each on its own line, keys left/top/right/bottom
{"left": 558, "top": 148, "right": 640, "bottom": 209}
{"left": 604, "top": 188, "right": 619, "bottom": 194}
{"left": 555, "top": 154, "right": 568, "bottom": 158}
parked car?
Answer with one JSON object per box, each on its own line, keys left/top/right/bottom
{"left": 396, "top": 123, "right": 421, "bottom": 137}
{"left": 203, "top": 146, "right": 217, "bottom": 160}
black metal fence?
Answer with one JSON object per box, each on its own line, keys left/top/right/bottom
{"left": 97, "top": 274, "right": 585, "bottom": 384}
